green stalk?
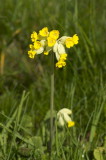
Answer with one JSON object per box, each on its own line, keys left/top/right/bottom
{"left": 74, "top": 0, "right": 78, "bottom": 32}
{"left": 55, "top": 119, "right": 59, "bottom": 156}
{"left": 50, "top": 52, "right": 54, "bottom": 157}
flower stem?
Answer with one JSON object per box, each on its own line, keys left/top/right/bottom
{"left": 50, "top": 52, "right": 54, "bottom": 156}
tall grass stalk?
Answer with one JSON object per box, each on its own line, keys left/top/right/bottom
{"left": 7, "top": 91, "right": 29, "bottom": 160}
{"left": 89, "top": 89, "right": 106, "bottom": 143}
{"left": 74, "top": 0, "right": 78, "bottom": 32}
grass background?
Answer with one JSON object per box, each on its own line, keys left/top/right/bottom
{"left": 0, "top": 0, "right": 106, "bottom": 159}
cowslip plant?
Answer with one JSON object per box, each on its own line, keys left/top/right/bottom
{"left": 27, "top": 27, "right": 79, "bottom": 156}
{"left": 28, "top": 27, "right": 79, "bottom": 68}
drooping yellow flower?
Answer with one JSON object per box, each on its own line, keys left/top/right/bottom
{"left": 28, "top": 50, "right": 36, "bottom": 59}
{"left": 56, "top": 60, "right": 66, "bottom": 68}
{"left": 65, "top": 37, "right": 74, "bottom": 48}
{"left": 72, "top": 34, "right": 79, "bottom": 44}
{"left": 57, "top": 108, "right": 74, "bottom": 127}
{"left": 39, "top": 27, "right": 49, "bottom": 37}
{"left": 68, "top": 121, "right": 75, "bottom": 128}
{"left": 31, "top": 31, "right": 38, "bottom": 42}
{"left": 55, "top": 53, "right": 67, "bottom": 68}
{"left": 60, "top": 53, "right": 67, "bottom": 61}
{"left": 47, "top": 37, "right": 56, "bottom": 47}
{"left": 49, "top": 30, "right": 59, "bottom": 40}
{"left": 34, "top": 41, "right": 42, "bottom": 50}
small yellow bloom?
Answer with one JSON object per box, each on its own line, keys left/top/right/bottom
{"left": 44, "top": 51, "right": 49, "bottom": 55}
{"left": 29, "top": 44, "right": 34, "bottom": 50}
{"left": 34, "top": 41, "right": 42, "bottom": 50}
{"left": 31, "top": 31, "right": 38, "bottom": 42}
{"left": 56, "top": 60, "right": 66, "bottom": 68}
{"left": 49, "top": 30, "right": 59, "bottom": 40}
{"left": 47, "top": 37, "right": 56, "bottom": 47}
{"left": 72, "top": 34, "right": 79, "bottom": 44}
{"left": 68, "top": 121, "right": 75, "bottom": 128}
{"left": 39, "top": 27, "right": 49, "bottom": 37}
{"left": 65, "top": 37, "right": 74, "bottom": 48}
{"left": 28, "top": 50, "right": 36, "bottom": 59}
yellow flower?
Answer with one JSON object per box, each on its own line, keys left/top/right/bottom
{"left": 28, "top": 50, "right": 36, "bottom": 59}
{"left": 31, "top": 31, "right": 38, "bottom": 42}
{"left": 55, "top": 53, "right": 67, "bottom": 68}
{"left": 60, "top": 53, "right": 67, "bottom": 61}
{"left": 65, "top": 37, "right": 74, "bottom": 48}
{"left": 39, "top": 27, "right": 49, "bottom": 37}
{"left": 49, "top": 30, "right": 59, "bottom": 40}
{"left": 56, "top": 60, "right": 66, "bottom": 68}
{"left": 47, "top": 37, "right": 56, "bottom": 47}
{"left": 57, "top": 108, "right": 73, "bottom": 126}
{"left": 44, "top": 51, "right": 49, "bottom": 55}
{"left": 68, "top": 121, "right": 75, "bottom": 128}
{"left": 72, "top": 34, "right": 79, "bottom": 44}
{"left": 65, "top": 35, "right": 79, "bottom": 48}
{"left": 34, "top": 41, "right": 42, "bottom": 50}
{"left": 29, "top": 44, "right": 34, "bottom": 50}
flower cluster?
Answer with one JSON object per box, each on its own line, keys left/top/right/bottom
{"left": 57, "top": 108, "right": 75, "bottom": 128}
{"left": 28, "top": 27, "right": 79, "bottom": 68}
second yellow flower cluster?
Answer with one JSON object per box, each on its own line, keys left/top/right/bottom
{"left": 57, "top": 108, "right": 75, "bottom": 128}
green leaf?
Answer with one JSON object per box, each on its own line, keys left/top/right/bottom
{"left": 94, "top": 147, "right": 104, "bottom": 160}
{"left": 28, "top": 136, "right": 43, "bottom": 149}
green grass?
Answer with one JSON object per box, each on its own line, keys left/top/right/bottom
{"left": 0, "top": 0, "right": 106, "bottom": 159}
